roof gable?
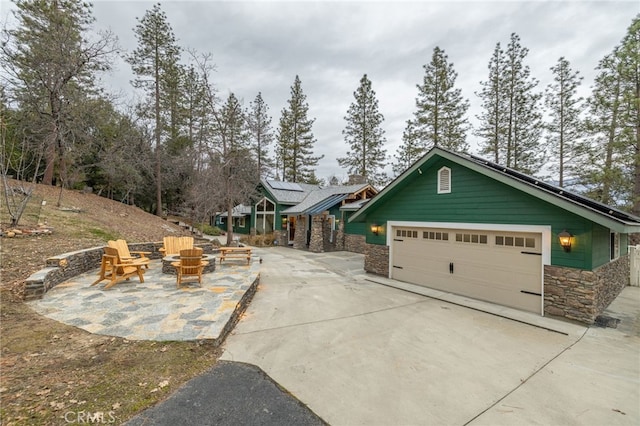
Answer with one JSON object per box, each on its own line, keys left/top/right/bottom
{"left": 350, "top": 147, "right": 640, "bottom": 233}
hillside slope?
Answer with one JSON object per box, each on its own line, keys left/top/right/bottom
{"left": 1, "top": 181, "right": 191, "bottom": 297}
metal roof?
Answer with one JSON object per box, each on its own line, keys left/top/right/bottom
{"left": 282, "top": 184, "right": 371, "bottom": 215}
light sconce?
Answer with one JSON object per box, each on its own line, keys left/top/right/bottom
{"left": 558, "top": 229, "right": 572, "bottom": 252}
{"left": 371, "top": 223, "right": 381, "bottom": 236}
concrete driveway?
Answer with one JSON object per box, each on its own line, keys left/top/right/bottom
{"left": 221, "top": 247, "right": 640, "bottom": 425}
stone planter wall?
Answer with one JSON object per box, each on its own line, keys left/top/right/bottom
{"left": 544, "top": 254, "right": 630, "bottom": 324}
{"left": 23, "top": 241, "right": 213, "bottom": 301}
{"left": 364, "top": 243, "right": 389, "bottom": 276}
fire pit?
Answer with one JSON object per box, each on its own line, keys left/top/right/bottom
{"left": 161, "top": 254, "right": 216, "bottom": 275}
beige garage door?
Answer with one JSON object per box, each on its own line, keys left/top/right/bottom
{"left": 391, "top": 227, "right": 542, "bottom": 313}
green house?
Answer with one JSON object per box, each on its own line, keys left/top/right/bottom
{"left": 251, "top": 179, "right": 377, "bottom": 250}
{"left": 213, "top": 205, "right": 252, "bottom": 235}
{"left": 350, "top": 147, "right": 640, "bottom": 324}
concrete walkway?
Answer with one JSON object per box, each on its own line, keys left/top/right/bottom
{"left": 221, "top": 247, "right": 640, "bottom": 425}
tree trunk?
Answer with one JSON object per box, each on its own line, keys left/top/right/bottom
{"left": 226, "top": 200, "right": 234, "bottom": 246}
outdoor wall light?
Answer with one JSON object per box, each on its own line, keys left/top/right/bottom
{"left": 371, "top": 223, "right": 381, "bottom": 236}
{"left": 558, "top": 229, "right": 573, "bottom": 252}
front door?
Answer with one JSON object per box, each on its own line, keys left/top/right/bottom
{"left": 287, "top": 216, "right": 296, "bottom": 245}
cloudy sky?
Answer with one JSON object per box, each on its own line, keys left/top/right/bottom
{"left": 2, "top": 1, "right": 638, "bottom": 181}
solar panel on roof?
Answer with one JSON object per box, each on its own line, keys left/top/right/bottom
{"left": 267, "top": 180, "right": 303, "bottom": 191}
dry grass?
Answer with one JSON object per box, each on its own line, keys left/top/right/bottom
{"left": 0, "top": 182, "right": 221, "bottom": 425}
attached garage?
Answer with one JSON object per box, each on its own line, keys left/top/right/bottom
{"left": 389, "top": 223, "right": 550, "bottom": 314}
{"left": 349, "top": 147, "right": 640, "bottom": 324}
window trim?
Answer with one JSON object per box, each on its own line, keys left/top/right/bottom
{"left": 437, "top": 167, "right": 451, "bottom": 194}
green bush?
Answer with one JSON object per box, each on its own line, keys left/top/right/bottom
{"left": 195, "top": 223, "right": 222, "bottom": 236}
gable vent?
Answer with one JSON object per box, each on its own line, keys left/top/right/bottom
{"left": 438, "top": 167, "right": 451, "bottom": 194}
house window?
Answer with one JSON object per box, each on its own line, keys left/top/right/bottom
{"left": 238, "top": 217, "right": 246, "bottom": 228}
{"left": 255, "top": 198, "right": 275, "bottom": 234}
{"left": 610, "top": 232, "right": 620, "bottom": 260}
{"left": 437, "top": 167, "right": 451, "bottom": 194}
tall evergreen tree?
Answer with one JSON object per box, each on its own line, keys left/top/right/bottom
{"left": 476, "top": 34, "right": 543, "bottom": 174}
{"left": 126, "top": 3, "right": 182, "bottom": 216}
{"left": 618, "top": 15, "right": 640, "bottom": 215}
{"left": 0, "top": 0, "right": 117, "bottom": 187}
{"left": 212, "top": 93, "right": 257, "bottom": 244}
{"left": 544, "top": 57, "right": 585, "bottom": 187}
{"left": 413, "top": 47, "right": 470, "bottom": 152}
{"left": 337, "top": 74, "right": 388, "bottom": 186}
{"left": 475, "top": 44, "right": 507, "bottom": 164}
{"left": 392, "top": 119, "right": 423, "bottom": 176}
{"left": 276, "top": 76, "right": 323, "bottom": 183}
{"left": 246, "top": 92, "right": 275, "bottom": 178}
{"left": 581, "top": 15, "right": 639, "bottom": 212}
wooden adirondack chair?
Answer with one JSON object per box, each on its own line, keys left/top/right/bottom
{"left": 92, "top": 246, "right": 147, "bottom": 289}
{"left": 159, "top": 236, "right": 194, "bottom": 256}
{"left": 108, "top": 239, "right": 151, "bottom": 268}
{"left": 171, "top": 247, "right": 209, "bottom": 288}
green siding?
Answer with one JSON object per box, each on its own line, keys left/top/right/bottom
{"left": 344, "top": 211, "right": 366, "bottom": 235}
{"left": 620, "top": 233, "right": 629, "bottom": 256}
{"left": 591, "top": 224, "right": 611, "bottom": 268}
{"left": 365, "top": 159, "right": 597, "bottom": 269}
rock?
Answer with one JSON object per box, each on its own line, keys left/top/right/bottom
{"left": 7, "top": 231, "right": 15, "bottom": 238}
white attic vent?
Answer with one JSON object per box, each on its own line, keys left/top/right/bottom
{"left": 437, "top": 167, "right": 451, "bottom": 194}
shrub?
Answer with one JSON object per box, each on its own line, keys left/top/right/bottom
{"left": 240, "top": 233, "right": 275, "bottom": 247}
{"left": 195, "top": 224, "right": 222, "bottom": 236}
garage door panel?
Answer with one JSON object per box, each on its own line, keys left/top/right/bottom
{"left": 391, "top": 227, "right": 542, "bottom": 314}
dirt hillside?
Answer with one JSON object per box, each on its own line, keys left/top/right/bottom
{"left": 1, "top": 182, "right": 191, "bottom": 298}
{"left": 0, "top": 182, "right": 218, "bottom": 426}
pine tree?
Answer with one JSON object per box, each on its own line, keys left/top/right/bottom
{"left": 581, "top": 15, "right": 639, "bottom": 212}
{"left": 475, "top": 44, "right": 507, "bottom": 164}
{"left": 413, "top": 47, "right": 470, "bottom": 152}
{"left": 126, "top": 3, "right": 182, "bottom": 216}
{"left": 337, "top": 74, "right": 388, "bottom": 186}
{"left": 544, "top": 57, "right": 585, "bottom": 187}
{"left": 246, "top": 92, "right": 275, "bottom": 178}
{"left": 392, "top": 120, "right": 424, "bottom": 176}
{"left": 618, "top": 15, "right": 640, "bottom": 215}
{"left": 504, "top": 34, "right": 543, "bottom": 174}
{"left": 476, "top": 34, "right": 543, "bottom": 174}
{"left": 0, "top": 0, "right": 117, "bottom": 187}
{"left": 276, "top": 76, "right": 323, "bottom": 183}
{"left": 213, "top": 93, "right": 257, "bottom": 245}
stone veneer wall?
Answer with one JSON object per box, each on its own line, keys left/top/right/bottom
{"left": 274, "top": 229, "right": 288, "bottom": 246}
{"left": 309, "top": 216, "right": 324, "bottom": 253}
{"left": 335, "top": 221, "right": 345, "bottom": 251}
{"left": 23, "top": 241, "right": 212, "bottom": 301}
{"left": 344, "top": 234, "right": 366, "bottom": 254}
{"left": 308, "top": 215, "right": 339, "bottom": 253}
{"left": 544, "top": 254, "right": 630, "bottom": 324}
{"left": 364, "top": 243, "right": 389, "bottom": 276}
{"left": 293, "top": 216, "right": 307, "bottom": 249}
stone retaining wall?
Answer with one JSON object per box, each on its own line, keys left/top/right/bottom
{"left": 544, "top": 254, "right": 630, "bottom": 324}
{"left": 364, "top": 243, "right": 389, "bottom": 276}
{"left": 23, "top": 241, "right": 213, "bottom": 301}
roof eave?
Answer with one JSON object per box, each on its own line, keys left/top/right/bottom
{"left": 349, "top": 147, "right": 640, "bottom": 232}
